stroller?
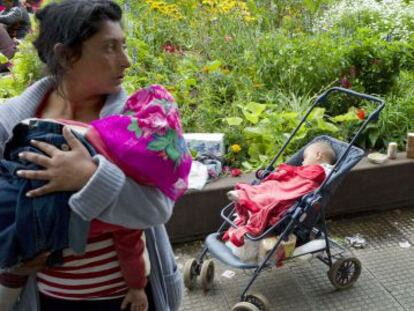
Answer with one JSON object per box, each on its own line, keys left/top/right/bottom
{"left": 183, "top": 87, "right": 385, "bottom": 311}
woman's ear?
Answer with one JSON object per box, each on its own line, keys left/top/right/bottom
{"left": 53, "top": 43, "right": 72, "bottom": 70}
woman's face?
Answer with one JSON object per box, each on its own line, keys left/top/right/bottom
{"left": 66, "top": 20, "right": 131, "bottom": 96}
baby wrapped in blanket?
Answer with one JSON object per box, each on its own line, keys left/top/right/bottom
{"left": 223, "top": 141, "right": 335, "bottom": 262}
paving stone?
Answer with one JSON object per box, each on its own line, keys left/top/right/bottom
{"left": 175, "top": 208, "right": 414, "bottom": 310}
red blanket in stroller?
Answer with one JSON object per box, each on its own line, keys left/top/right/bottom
{"left": 223, "top": 164, "right": 325, "bottom": 246}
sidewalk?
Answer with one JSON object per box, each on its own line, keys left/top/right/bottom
{"left": 174, "top": 207, "right": 414, "bottom": 310}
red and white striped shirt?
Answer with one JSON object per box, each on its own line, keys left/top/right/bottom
{"left": 37, "top": 233, "right": 128, "bottom": 300}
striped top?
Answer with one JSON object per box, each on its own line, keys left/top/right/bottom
{"left": 37, "top": 233, "right": 128, "bottom": 301}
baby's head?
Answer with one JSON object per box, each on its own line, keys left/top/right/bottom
{"left": 302, "top": 141, "right": 336, "bottom": 166}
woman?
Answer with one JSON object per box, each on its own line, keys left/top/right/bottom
{"left": 0, "top": 1, "right": 182, "bottom": 310}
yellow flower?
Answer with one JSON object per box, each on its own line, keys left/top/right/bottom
{"left": 230, "top": 144, "right": 242, "bottom": 153}
{"left": 200, "top": 0, "right": 254, "bottom": 22}
{"left": 144, "top": 0, "right": 182, "bottom": 20}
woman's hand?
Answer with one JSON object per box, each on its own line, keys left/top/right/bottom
{"left": 16, "top": 126, "right": 97, "bottom": 197}
{"left": 12, "top": 252, "right": 50, "bottom": 276}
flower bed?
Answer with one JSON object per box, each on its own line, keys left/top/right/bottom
{"left": 1, "top": 0, "right": 413, "bottom": 169}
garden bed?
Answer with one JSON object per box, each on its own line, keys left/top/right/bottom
{"left": 167, "top": 153, "right": 414, "bottom": 243}
{"left": 2, "top": 0, "right": 414, "bottom": 170}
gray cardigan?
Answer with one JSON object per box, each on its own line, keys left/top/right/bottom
{"left": 0, "top": 78, "right": 183, "bottom": 311}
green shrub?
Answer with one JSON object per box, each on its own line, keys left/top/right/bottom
{"left": 341, "top": 28, "right": 403, "bottom": 95}
{"left": 255, "top": 32, "right": 345, "bottom": 95}
{"left": 0, "top": 34, "right": 43, "bottom": 98}
{"left": 1, "top": 0, "right": 413, "bottom": 167}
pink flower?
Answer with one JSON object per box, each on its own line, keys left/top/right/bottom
{"left": 138, "top": 110, "right": 170, "bottom": 136}
{"left": 125, "top": 85, "right": 181, "bottom": 136}
{"left": 231, "top": 168, "right": 242, "bottom": 177}
{"left": 162, "top": 42, "right": 183, "bottom": 55}
{"left": 167, "top": 112, "right": 182, "bottom": 133}
{"left": 124, "top": 85, "right": 175, "bottom": 113}
{"left": 340, "top": 77, "right": 352, "bottom": 89}
{"left": 162, "top": 42, "right": 177, "bottom": 53}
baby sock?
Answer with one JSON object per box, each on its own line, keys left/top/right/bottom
{"left": 0, "top": 284, "right": 22, "bottom": 310}
{"left": 227, "top": 190, "right": 240, "bottom": 202}
{"left": 0, "top": 273, "right": 27, "bottom": 310}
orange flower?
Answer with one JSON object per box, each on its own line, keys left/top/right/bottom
{"left": 356, "top": 108, "right": 366, "bottom": 120}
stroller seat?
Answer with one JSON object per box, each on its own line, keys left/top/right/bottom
{"left": 206, "top": 233, "right": 258, "bottom": 269}
{"left": 205, "top": 135, "right": 364, "bottom": 269}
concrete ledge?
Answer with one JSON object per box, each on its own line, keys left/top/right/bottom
{"left": 167, "top": 153, "right": 414, "bottom": 243}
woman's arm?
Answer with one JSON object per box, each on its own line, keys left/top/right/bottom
{"left": 0, "top": 122, "right": 8, "bottom": 159}
{"left": 69, "top": 155, "right": 174, "bottom": 229}
{"left": 16, "top": 126, "right": 174, "bottom": 229}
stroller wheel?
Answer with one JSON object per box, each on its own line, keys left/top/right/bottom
{"left": 328, "top": 257, "right": 362, "bottom": 290}
{"left": 244, "top": 292, "right": 270, "bottom": 311}
{"left": 183, "top": 258, "right": 198, "bottom": 290}
{"left": 231, "top": 302, "right": 260, "bottom": 311}
{"left": 200, "top": 259, "right": 215, "bottom": 291}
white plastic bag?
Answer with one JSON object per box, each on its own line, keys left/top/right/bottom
{"left": 225, "top": 239, "right": 260, "bottom": 263}
{"left": 187, "top": 161, "right": 209, "bottom": 190}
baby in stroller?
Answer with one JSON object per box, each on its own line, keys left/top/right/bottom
{"left": 223, "top": 141, "right": 336, "bottom": 262}
{"left": 227, "top": 141, "right": 336, "bottom": 202}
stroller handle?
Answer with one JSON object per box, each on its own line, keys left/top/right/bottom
{"left": 318, "top": 87, "right": 384, "bottom": 106}
{"left": 261, "top": 87, "right": 385, "bottom": 178}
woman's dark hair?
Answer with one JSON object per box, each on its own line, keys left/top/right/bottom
{"left": 33, "top": 0, "right": 123, "bottom": 88}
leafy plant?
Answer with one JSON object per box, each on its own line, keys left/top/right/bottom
{"left": 1, "top": 0, "right": 413, "bottom": 166}
{"left": 0, "top": 53, "right": 7, "bottom": 64}
{"left": 0, "top": 34, "right": 43, "bottom": 98}
{"left": 341, "top": 28, "right": 403, "bottom": 95}
{"left": 224, "top": 95, "right": 340, "bottom": 169}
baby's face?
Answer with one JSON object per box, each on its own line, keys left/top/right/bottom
{"left": 302, "top": 145, "right": 322, "bottom": 166}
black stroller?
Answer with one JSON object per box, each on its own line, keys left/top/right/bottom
{"left": 183, "top": 87, "right": 385, "bottom": 311}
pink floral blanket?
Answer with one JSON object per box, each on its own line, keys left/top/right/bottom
{"left": 90, "top": 85, "right": 192, "bottom": 201}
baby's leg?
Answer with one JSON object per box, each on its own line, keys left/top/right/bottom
{"left": 0, "top": 274, "right": 25, "bottom": 310}
{"left": 227, "top": 190, "right": 240, "bottom": 202}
